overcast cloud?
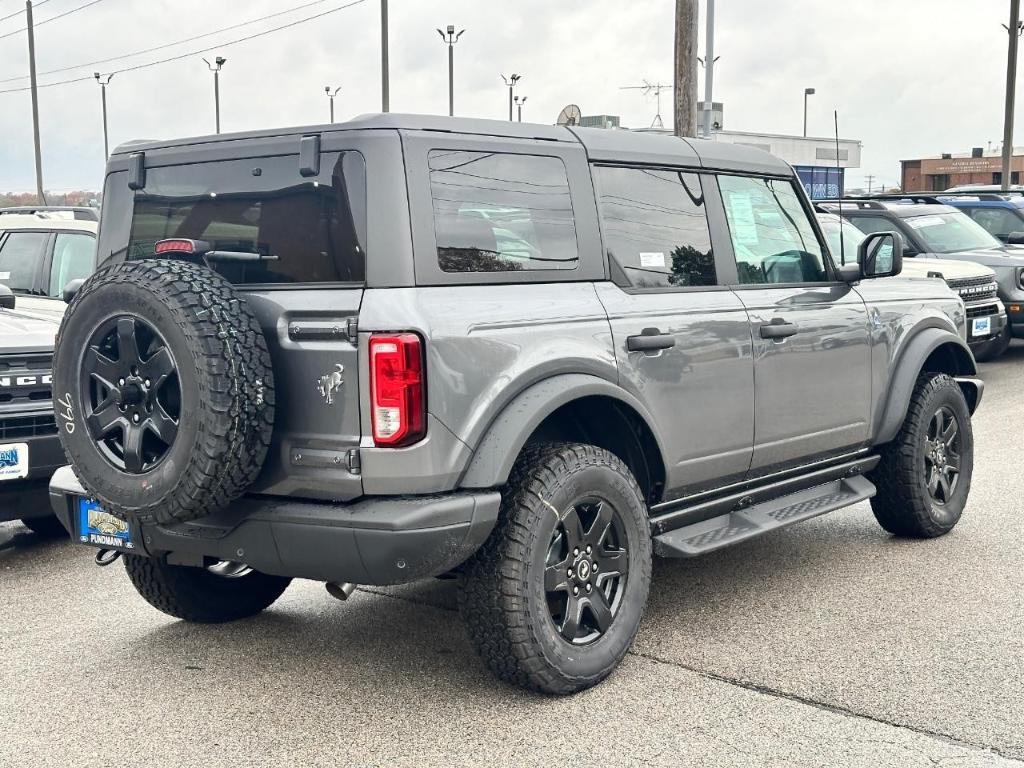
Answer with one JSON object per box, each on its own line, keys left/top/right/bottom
{"left": 0, "top": 0, "right": 1016, "bottom": 192}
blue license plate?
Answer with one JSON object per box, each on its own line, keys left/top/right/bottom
{"left": 78, "top": 498, "right": 134, "bottom": 551}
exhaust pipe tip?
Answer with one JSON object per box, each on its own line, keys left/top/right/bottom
{"left": 326, "top": 581, "right": 358, "bottom": 601}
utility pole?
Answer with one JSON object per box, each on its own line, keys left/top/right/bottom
{"left": 515, "top": 95, "right": 527, "bottom": 122}
{"left": 803, "top": 87, "right": 816, "bottom": 137}
{"left": 437, "top": 25, "right": 464, "bottom": 116}
{"left": 1002, "top": 0, "right": 1022, "bottom": 191}
{"left": 203, "top": 56, "right": 227, "bottom": 133}
{"left": 26, "top": 1, "right": 45, "bottom": 204}
{"left": 673, "top": 0, "right": 698, "bottom": 137}
{"left": 325, "top": 85, "right": 341, "bottom": 123}
{"left": 94, "top": 73, "right": 114, "bottom": 160}
{"left": 501, "top": 74, "right": 521, "bottom": 121}
{"left": 381, "top": 0, "right": 389, "bottom": 112}
{"left": 702, "top": 0, "right": 715, "bottom": 137}
{"left": 866, "top": 174, "right": 875, "bottom": 194}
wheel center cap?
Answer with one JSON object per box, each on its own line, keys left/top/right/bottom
{"left": 116, "top": 381, "right": 144, "bottom": 405}
{"left": 576, "top": 559, "right": 592, "bottom": 581}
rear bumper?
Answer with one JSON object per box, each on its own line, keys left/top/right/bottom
{"left": 48, "top": 466, "right": 501, "bottom": 586}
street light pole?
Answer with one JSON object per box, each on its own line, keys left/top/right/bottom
{"left": 1001, "top": 0, "right": 1022, "bottom": 191}
{"left": 437, "top": 25, "right": 465, "bottom": 116}
{"left": 203, "top": 56, "right": 227, "bottom": 134}
{"left": 803, "top": 87, "right": 816, "bottom": 137}
{"left": 25, "top": 1, "right": 45, "bottom": 204}
{"left": 325, "top": 85, "right": 341, "bottom": 123}
{"left": 381, "top": 0, "right": 389, "bottom": 112}
{"left": 702, "top": 0, "right": 715, "bottom": 137}
{"left": 501, "top": 73, "right": 521, "bottom": 121}
{"left": 515, "top": 95, "right": 527, "bottom": 122}
{"left": 94, "top": 72, "right": 114, "bottom": 160}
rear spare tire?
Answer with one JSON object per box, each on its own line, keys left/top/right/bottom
{"left": 53, "top": 259, "right": 275, "bottom": 525}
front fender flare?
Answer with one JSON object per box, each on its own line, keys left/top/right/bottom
{"left": 875, "top": 328, "right": 978, "bottom": 446}
{"left": 459, "top": 373, "right": 666, "bottom": 489}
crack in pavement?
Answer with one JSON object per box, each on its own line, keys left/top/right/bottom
{"left": 357, "top": 585, "right": 1023, "bottom": 764}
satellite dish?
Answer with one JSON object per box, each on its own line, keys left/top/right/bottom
{"left": 557, "top": 104, "right": 582, "bottom": 126}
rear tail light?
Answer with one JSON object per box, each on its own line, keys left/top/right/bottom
{"left": 369, "top": 333, "right": 425, "bottom": 447}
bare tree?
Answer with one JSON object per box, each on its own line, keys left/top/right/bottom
{"left": 673, "top": 0, "right": 699, "bottom": 137}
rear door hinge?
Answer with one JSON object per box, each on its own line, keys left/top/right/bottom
{"left": 346, "top": 448, "right": 361, "bottom": 475}
{"left": 346, "top": 316, "right": 359, "bottom": 344}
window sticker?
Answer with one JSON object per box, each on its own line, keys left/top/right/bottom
{"left": 639, "top": 252, "right": 666, "bottom": 268}
{"left": 908, "top": 215, "right": 945, "bottom": 230}
{"left": 726, "top": 192, "right": 759, "bottom": 245}
{"left": 0, "top": 272, "right": 10, "bottom": 280}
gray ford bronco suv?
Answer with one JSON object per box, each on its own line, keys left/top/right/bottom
{"left": 49, "top": 115, "right": 982, "bottom": 694}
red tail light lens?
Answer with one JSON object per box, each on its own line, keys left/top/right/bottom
{"left": 369, "top": 333, "right": 425, "bottom": 447}
{"left": 154, "top": 239, "right": 198, "bottom": 254}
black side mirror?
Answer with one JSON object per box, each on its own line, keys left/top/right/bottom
{"left": 63, "top": 278, "right": 85, "bottom": 304}
{"left": 858, "top": 231, "right": 903, "bottom": 279}
{"left": 1007, "top": 231, "right": 1024, "bottom": 245}
{"left": 0, "top": 284, "right": 14, "bottom": 310}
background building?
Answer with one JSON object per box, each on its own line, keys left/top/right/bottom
{"left": 901, "top": 147, "right": 1024, "bottom": 191}
{"left": 582, "top": 103, "right": 862, "bottom": 199}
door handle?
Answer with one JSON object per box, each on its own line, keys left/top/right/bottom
{"left": 760, "top": 321, "right": 799, "bottom": 340}
{"left": 627, "top": 328, "right": 676, "bottom": 352}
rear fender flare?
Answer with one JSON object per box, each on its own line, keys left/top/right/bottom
{"left": 459, "top": 374, "right": 666, "bottom": 489}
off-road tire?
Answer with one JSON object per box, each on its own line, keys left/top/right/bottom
{"left": 20, "top": 515, "right": 67, "bottom": 537}
{"left": 971, "top": 324, "right": 1011, "bottom": 363}
{"left": 458, "top": 443, "right": 652, "bottom": 694}
{"left": 870, "top": 373, "right": 973, "bottom": 538}
{"left": 124, "top": 555, "right": 291, "bottom": 623}
{"left": 53, "top": 259, "right": 274, "bottom": 526}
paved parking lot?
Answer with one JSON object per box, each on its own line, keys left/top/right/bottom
{"left": 2, "top": 345, "right": 1022, "bottom": 768}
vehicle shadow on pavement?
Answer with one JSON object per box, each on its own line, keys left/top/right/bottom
{"left": 0, "top": 523, "right": 73, "bottom": 557}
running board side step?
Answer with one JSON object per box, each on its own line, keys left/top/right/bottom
{"left": 652, "top": 476, "right": 876, "bottom": 558}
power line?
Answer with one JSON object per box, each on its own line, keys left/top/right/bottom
{"left": 1, "top": 0, "right": 333, "bottom": 84}
{"left": 0, "top": 0, "right": 106, "bottom": 42}
{"left": 0, "top": 0, "right": 370, "bottom": 95}
{"left": 0, "top": 0, "right": 53, "bottom": 23}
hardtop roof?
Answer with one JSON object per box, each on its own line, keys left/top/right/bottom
{"left": 110, "top": 113, "right": 793, "bottom": 176}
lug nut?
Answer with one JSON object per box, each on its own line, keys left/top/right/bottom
{"left": 144, "top": 379, "right": 151, "bottom": 387}
{"left": 592, "top": 562, "right": 598, "bottom": 572}
{"left": 573, "top": 586, "right": 579, "bottom": 595}
{"left": 118, "top": 378, "right": 125, "bottom": 386}
{"left": 586, "top": 545, "right": 592, "bottom": 554}
{"left": 132, "top": 413, "right": 140, "bottom": 423}
{"left": 567, "top": 568, "right": 573, "bottom": 578}
{"left": 573, "top": 547, "right": 579, "bottom": 557}
{"left": 586, "top": 583, "right": 592, "bottom": 593}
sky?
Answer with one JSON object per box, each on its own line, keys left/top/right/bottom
{"left": 0, "top": 0, "right": 1018, "bottom": 192}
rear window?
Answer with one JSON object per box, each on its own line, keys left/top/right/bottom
{"left": 126, "top": 152, "right": 366, "bottom": 285}
{"left": 428, "top": 150, "right": 579, "bottom": 272}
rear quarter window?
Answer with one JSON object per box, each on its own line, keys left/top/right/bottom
{"left": 126, "top": 152, "right": 366, "bottom": 285}
{"left": 428, "top": 150, "right": 579, "bottom": 273}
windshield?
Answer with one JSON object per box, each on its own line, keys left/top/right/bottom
{"left": 817, "top": 216, "right": 866, "bottom": 266}
{"left": 906, "top": 211, "right": 1002, "bottom": 254}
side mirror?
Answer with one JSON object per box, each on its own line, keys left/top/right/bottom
{"left": 836, "top": 262, "right": 862, "bottom": 283}
{"left": 63, "top": 278, "right": 85, "bottom": 304}
{"left": 1007, "top": 231, "right": 1024, "bottom": 245}
{"left": 858, "top": 231, "right": 903, "bottom": 279}
{"left": 0, "top": 284, "right": 14, "bottom": 310}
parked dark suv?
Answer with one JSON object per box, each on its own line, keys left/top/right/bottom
{"left": 49, "top": 115, "right": 981, "bottom": 693}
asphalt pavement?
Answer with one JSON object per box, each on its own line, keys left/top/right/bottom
{"left": 2, "top": 345, "right": 1022, "bottom": 767}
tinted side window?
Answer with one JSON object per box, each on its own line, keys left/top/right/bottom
{"left": 0, "top": 231, "right": 47, "bottom": 293}
{"left": 48, "top": 233, "right": 96, "bottom": 296}
{"left": 594, "top": 167, "right": 716, "bottom": 288}
{"left": 966, "top": 206, "right": 1022, "bottom": 239}
{"left": 128, "top": 152, "right": 366, "bottom": 285}
{"left": 429, "top": 150, "right": 578, "bottom": 272}
{"left": 849, "top": 215, "right": 899, "bottom": 235}
{"left": 718, "top": 175, "right": 827, "bottom": 285}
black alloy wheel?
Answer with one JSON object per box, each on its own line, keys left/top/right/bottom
{"left": 924, "top": 405, "right": 961, "bottom": 506}
{"left": 544, "top": 498, "right": 629, "bottom": 645}
{"left": 81, "top": 315, "right": 181, "bottom": 474}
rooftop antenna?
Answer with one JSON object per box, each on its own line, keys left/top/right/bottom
{"left": 556, "top": 104, "right": 582, "bottom": 126}
{"left": 620, "top": 79, "right": 674, "bottom": 129}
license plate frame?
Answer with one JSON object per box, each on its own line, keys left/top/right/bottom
{"left": 77, "top": 498, "right": 135, "bottom": 551}
{"left": 0, "top": 442, "right": 29, "bottom": 482}
{"left": 971, "top": 317, "right": 993, "bottom": 338}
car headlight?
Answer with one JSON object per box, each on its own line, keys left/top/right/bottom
{"left": 1018, "top": 267, "right": 1024, "bottom": 290}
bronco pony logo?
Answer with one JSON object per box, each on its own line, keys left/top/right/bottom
{"left": 316, "top": 364, "right": 345, "bottom": 406}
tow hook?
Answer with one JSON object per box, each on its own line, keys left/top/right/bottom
{"left": 326, "top": 582, "right": 358, "bottom": 601}
{"left": 95, "top": 549, "right": 121, "bottom": 567}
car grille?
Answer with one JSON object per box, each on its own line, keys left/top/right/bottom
{"left": 0, "top": 413, "right": 58, "bottom": 440}
{"left": 966, "top": 303, "right": 1001, "bottom": 320}
{"left": 947, "top": 276, "right": 999, "bottom": 302}
{"left": 0, "top": 353, "right": 53, "bottom": 408}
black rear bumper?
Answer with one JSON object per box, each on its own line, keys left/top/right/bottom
{"left": 48, "top": 466, "right": 501, "bottom": 586}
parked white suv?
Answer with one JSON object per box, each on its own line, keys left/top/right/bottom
{"left": 0, "top": 207, "right": 98, "bottom": 318}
